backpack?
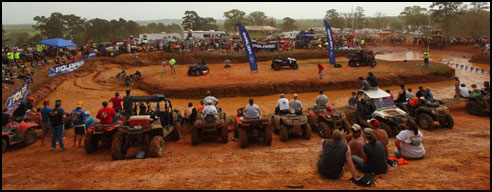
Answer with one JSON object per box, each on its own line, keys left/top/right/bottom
{"left": 351, "top": 173, "right": 375, "bottom": 187}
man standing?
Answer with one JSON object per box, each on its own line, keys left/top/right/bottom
{"left": 109, "top": 92, "right": 123, "bottom": 113}
{"left": 40, "top": 99, "right": 53, "bottom": 146}
{"left": 318, "top": 63, "right": 325, "bottom": 80}
{"left": 49, "top": 100, "right": 66, "bottom": 151}
{"left": 71, "top": 101, "right": 86, "bottom": 148}
{"left": 161, "top": 59, "right": 167, "bottom": 74}
{"left": 423, "top": 50, "right": 430, "bottom": 67}
{"left": 169, "top": 58, "right": 176, "bottom": 75}
{"left": 96, "top": 101, "right": 116, "bottom": 125}
{"left": 289, "top": 93, "right": 303, "bottom": 115}
{"left": 276, "top": 93, "right": 289, "bottom": 114}
{"left": 203, "top": 90, "right": 219, "bottom": 106}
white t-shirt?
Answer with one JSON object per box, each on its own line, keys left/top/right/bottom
{"left": 276, "top": 98, "right": 289, "bottom": 110}
{"left": 202, "top": 105, "right": 217, "bottom": 116}
{"left": 396, "top": 129, "right": 425, "bottom": 159}
{"left": 459, "top": 87, "right": 470, "bottom": 97}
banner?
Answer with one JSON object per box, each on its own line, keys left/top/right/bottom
{"left": 238, "top": 24, "right": 258, "bottom": 72}
{"left": 324, "top": 20, "right": 336, "bottom": 65}
{"left": 300, "top": 32, "right": 315, "bottom": 39}
{"left": 86, "top": 51, "right": 97, "bottom": 59}
{"left": 252, "top": 42, "right": 277, "bottom": 50}
{"left": 5, "top": 80, "right": 31, "bottom": 114}
{"left": 49, "top": 59, "right": 86, "bottom": 77}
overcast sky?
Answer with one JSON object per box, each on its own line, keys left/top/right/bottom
{"left": 2, "top": 2, "right": 481, "bottom": 25}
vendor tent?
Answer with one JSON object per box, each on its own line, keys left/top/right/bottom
{"left": 38, "top": 38, "right": 76, "bottom": 47}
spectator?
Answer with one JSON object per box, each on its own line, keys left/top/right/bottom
{"left": 49, "top": 100, "right": 66, "bottom": 151}
{"left": 471, "top": 84, "right": 480, "bottom": 94}
{"left": 394, "top": 119, "right": 425, "bottom": 160}
{"left": 96, "top": 101, "right": 116, "bottom": 125}
{"left": 10, "top": 96, "right": 39, "bottom": 121}
{"left": 318, "top": 63, "right": 325, "bottom": 80}
{"left": 317, "top": 130, "right": 360, "bottom": 180}
{"left": 352, "top": 128, "right": 388, "bottom": 175}
{"left": 161, "top": 59, "right": 167, "bottom": 74}
{"left": 454, "top": 77, "right": 460, "bottom": 99}
{"left": 366, "top": 72, "right": 379, "bottom": 90}
{"left": 169, "top": 58, "right": 176, "bottom": 75}
{"left": 196, "top": 100, "right": 205, "bottom": 112}
{"left": 348, "top": 92, "right": 357, "bottom": 109}
{"left": 40, "top": 99, "right": 53, "bottom": 146}
{"left": 182, "top": 102, "right": 196, "bottom": 124}
{"left": 416, "top": 86, "right": 428, "bottom": 99}
{"left": 289, "top": 93, "right": 303, "bottom": 114}
{"left": 347, "top": 124, "right": 366, "bottom": 161}
{"left": 84, "top": 111, "right": 98, "bottom": 128}
{"left": 109, "top": 92, "right": 123, "bottom": 113}
{"left": 406, "top": 88, "right": 414, "bottom": 101}
{"left": 359, "top": 77, "right": 370, "bottom": 91}
{"left": 71, "top": 101, "right": 86, "bottom": 148}
{"left": 369, "top": 119, "right": 389, "bottom": 157}
{"left": 395, "top": 84, "right": 407, "bottom": 103}
{"left": 383, "top": 90, "right": 394, "bottom": 106}
{"left": 276, "top": 93, "right": 289, "bottom": 114}
{"left": 426, "top": 88, "right": 435, "bottom": 102}
{"left": 459, "top": 84, "right": 470, "bottom": 98}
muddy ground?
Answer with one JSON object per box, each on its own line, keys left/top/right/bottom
{"left": 1, "top": 102, "right": 489, "bottom": 190}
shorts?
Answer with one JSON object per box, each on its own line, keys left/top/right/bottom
{"left": 42, "top": 122, "right": 51, "bottom": 134}
{"left": 74, "top": 125, "right": 86, "bottom": 135}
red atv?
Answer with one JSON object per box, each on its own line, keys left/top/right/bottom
{"left": 306, "top": 105, "right": 351, "bottom": 139}
{"left": 2, "top": 120, "right": 39, "bottom": 153}
{"left": 233, "top": 108, "right": 272, "bottom": 148}
{"left": 84, "top": 114, "right": 125, "bottom": 154}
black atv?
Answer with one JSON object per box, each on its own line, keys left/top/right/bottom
{"left": 188, "top": 60, "right": 209, "bottom": 76}
{"left": 271, "top": 57, "right": 298, "bottom": 70}
{"left": 466, "top": 94, "right": 490, "bottom": 116}
{"left": 347, "top": 51, "right": 376, "bottom": 67}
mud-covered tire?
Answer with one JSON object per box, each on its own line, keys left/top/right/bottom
{"left": 195, "top": 69, "right": 200, "bottom": 76}
{"left": 466, "top": 101, "right": 482, "bottom": 116}
{"left": 23, "top": 129, "right": 37, "bottom": 146}
{"left": 171, "top": 124, "right": 181, "bottom": 141}
{"left": 291, "top": 64, "right": 299, "bottom": 70}
{"left": 273, "top": 63, "right": 281, "bottom": 70}
{"left": 319, "top": 121, "right": 330, "bottom": 139}
{"left": 302, "top": 123, "right": 312, "bottom": 140}
{"left": 84, "top": 132, "right": 98, "bottom": 153}
{"left": 380, "top": 122, "right": 393, "bottom": 138}
{"left": 342, "top": 119, "right": 351, "bottom": 134}
{"left": 221, "top": 126, "right": 229, "bottom": 144}
{"left": 149, "top": 136, "right": 165, "bottom": 158}
{"left": 111, "top": 132, "right": 125, "bottom": 160}
{"left": 239, "top": 126, "right": 248, "bottom": 148}
{"left": 191, "top": 126, "right": 199, "bottom": 146}
{"left": 264, "top": 123, "right": 272, "bottom": 146}
{"left": 188, "top": 69, "right": 193, "bottom": 76}
{"left": 2, "top": 139, "right": 7, "bottom": 153}
{"left": 417, "top": 113, "right": 435, "bottom": 130}
{"left": 279, "top": 124, "right": 289, "bottom": 142}
{"left": 440, "top": 114, "right": 454, "bottom": 129}
{"left": 233, "top": 119, "right": 239, "bottom": 138}
{"left": 346, "top": 111, "right": 358, "bottom": 125}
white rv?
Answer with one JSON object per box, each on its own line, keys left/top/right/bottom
{"left": 139, "top": 32, "right": 182, "bottom": 44}
{"left": 186, "top": 30, "right": 226, "bottom": 40}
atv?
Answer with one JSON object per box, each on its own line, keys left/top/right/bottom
{"left": 347, "top": 51, "right": 376, "bottom": 67}
{"left": 188, "top": 60, "right": 210, "bottom": 76}
{"left": 2, "top": 118, "right": 39, "bottom": 153}
{"left": 192, "top": 107, "right": 227, "bottom": 145}
{"left": 271, "top": 108, "right": 311, "bottom": 141}
{"left": 111, "top": 94, "right": 181, "bottom": 160}
{"left": 84, "top": 113, "right": 125, "bottom": 154}
{"left": 345, "top": 89, "right": 411, "bottom": 138}
{"left": 397, "top": 100, "right": 454, "bottom": 130}
{"left": 124, "top": 70, "right": 142, "bottom": 86}
{"left": 306, "top": 105, "right": 351, "bottom": 139}
{"left": 466, "top": 94, "right": 490, "bottom": 116}
{"left": 234, "top": 108, "right": 272, "bottom": 148}
{"left": 271, "top": 57, "right": 298, "bottom": 70}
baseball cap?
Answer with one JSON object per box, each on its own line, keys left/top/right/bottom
{"left": 351, "top": 124, "right": 361, "bottom": 132}
{"left": 43, "top": 99, "right": 49, "bottom": 104}
{"left": 363, "top": 128, "right": 373, "bottom": 137}
{"left": 367, "top": 118, "right": 379, "bottom": 127}
{"left": 85, "top": 111, "right": 90, "bottom": 115}
{"left": 27, "top": 97, "right": 35, "bottom": 102}
{"left": 293, "top": 93, "right": 298, "bottom": 97}
{"left": 332, "top": 130, "right": 342, "bottom": 141}
{"left": 280, "top": 93, "right": 285, "bottom": 97}
{"left": 76, "top": 101, "right": 83, "bottom": 107}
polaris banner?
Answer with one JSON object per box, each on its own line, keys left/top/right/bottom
{"left": 252, "top": 42, "right": 277, "bottom": 50}
{"left": 87, "top": 51, "right": 96, "bottom": 59}
{"left": 324, "top": 20, "right": 336, "bottom": 65}
{"left": 48, "top": 59, "right": 86, "bottom": 77}
{"left": 5, "top": 80, "right": 31, "bottom": 114}
{"left": 301, "top": 32, "right": 315, "bottom": 39}
{"left": 238, "top": 24, "right": 258, "bottom": 71}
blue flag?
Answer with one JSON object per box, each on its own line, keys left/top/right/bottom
{"left": 465, "top": 66, "right": 468, "bottom": 71}
{"left": 470, "top": 67, "right": 474, "bottom": 71}
{"left": 456, "top": 64, "right": 459, "bottom": 67}
{"left": 237, "top": 24, "right": 258, "bottom": 72}
{"left": 324, "top": 20, "right": 336, "bottom": 65}
{"left": 482, "top": 69, "right": 485, "bottom": 73}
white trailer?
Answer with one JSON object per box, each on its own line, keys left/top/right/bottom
{"left": 139, "top": 32, "right": 181, "bottom": 44}
{"left": 186, "top": 30, "right": 226, "bottom": 40}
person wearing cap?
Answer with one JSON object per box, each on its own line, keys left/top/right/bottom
{"left": 347, "top": 124, "right": 367, "bottom": 161}
{"left": 416, "top": 86, "right": 428, "bottom": 99}
{"left": 289, "top": 93, "right": 303, "bottom": 115}
{"left": 201, "top": 100, "right": 218, "bottom": 117}
{"left": 351, "top": 128, "right": 388, "bottom": 175}
{"left": 369, "top": 119, "right": 389, "bottom": 157}
{"left": 96, "top": 101, "right": 116, "bottom": 125}
{"left": 71, "top": 101, "right": 87, "bottom": 148}
{"left": 366, "top": 72, "right": 379, "bottom": 90}
{"left": 359, "top": 77, "right": 370, "bottom": 91}
{"left": 109, "top": 92, "right": 123, "bottom": 113}
{"left": 394, "top": 119, "right": 425, "bottom": 160}
{"left": 318, "top": 63, "right": 324, "bottom": 79}
{"left": 203, "top": 90, "right": 219, "bottom": 106}
{"left": 276, "top": 93, "right": 289, "bottom": 114}
{"left": 84, "top": 111, "right": 97, "bottom": 129}
{"left": 315, "top": 90, "right": 328, "bottom": 111}
{"left": 10, "top": 96, "right": 39, "bottom": 121}
{"left": 317, "top": 129, "right": 360, "bottom": 180}
{"left": 40, "top": 99, "right": 53, "bottom": 146}
{"left": 48, "top": 100, "right": 66, "bottom": 151}
{"left": 395, "top": 84, "right": 407, "bottom": 103}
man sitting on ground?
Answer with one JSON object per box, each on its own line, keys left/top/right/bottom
{"left": 317, "top": 130, "right": 360, "bottom": 181}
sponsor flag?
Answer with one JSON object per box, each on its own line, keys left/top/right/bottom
{"left": 470, "top": 67, "right": 474, "bottom": 72}
{"left": 460, "top": 65, "right": 464, "bottom": 70}
{"left": 481, "top": 69, "right": 485, "bottom": 73}
{"left": 5, "top": 80, "right": 31, "bottom": 114}
{"left": 465, "top": 66, "right": 468, "bottom": 71}
{"left": 323, "top": 20, "right": 336, "bottom": 65}
{"left": 238, "top": 24, "right": 258, "bottom": 72}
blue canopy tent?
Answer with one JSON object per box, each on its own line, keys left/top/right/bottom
{"left": 38, "top": 38, "right": 77, "bottom": 56}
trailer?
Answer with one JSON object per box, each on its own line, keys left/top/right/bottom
{"left": 139, "top": 32, "right": 181, "bottom": 44}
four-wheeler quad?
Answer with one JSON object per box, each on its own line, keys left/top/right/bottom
{"left": 2, "top": 117, "right": 39, "bottom": 153}
{"left": 306, "top": 104, "right": 351, "bottom": 139}
{"left": 466, "top": 94, "right": 490, "bottom": 116}
{"left": 271, "top": 57, "right": 298, "bottom": 70}
{"left": 111, "top": 94, "right": 181, "bottom": 160}
{"left": 271, "top": 109, "right": 311, "bottom": 141}
{"left": 345, "top": 89, "right": 411, "bottom": 138}
{"left": 84, "top": 112, "right": 125, "bottom": 154}
{"left": 188, "top": 60, "right": 210, "bottom": 76}
{"left": 347, "top": 50, "right": 376, "bottom": 67}
{"left": 234, "top": 108, "right": 272, "bottom": 148}
{"left": 397, "top": 100, "right": 454, "bottom": 130}
{"left": 192, "top": 107, "right": 227, "bottom": 145}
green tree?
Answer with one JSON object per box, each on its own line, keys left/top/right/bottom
{"left": 354, "top": 6, "right": 365, "bottom": 29}
{"left": 430, "top": 2, "right": 463, "bottom": 36}
{"left": 324, "top": 9, "right": 345, "bottom": 28}
{"left": 223, "top": 9, "right": 249, "bottom": 33}
{"left": 248, "top": 11, "right": 268, "bottom": 26}
{"left": 389, "top": 19, "right": 404, "bottom": 32}
{"left": 266, "top": 17, "right": 277, "bottom": 28}
{"left": 281, "top": 17, "right": 297, "bottom": 31}
{"left": 373, "top": 12, "right": 388, "bottom": 29}
{"left": 85, "top": 18, "right": 111, "bottom": 43}
{"left": 199, "top": 17, "right": 219, "bottom": 31}
{"left": 63, "top": 14, "right": 86, "bottom": 45}
{"left": 182, "top": 10, "right": 200, "bottom": 30}
{"left": 399, "top": 6, "right": 430, "bottom": 31}
{"left": 33, "top": 12, "right": 65, "bottom": 39}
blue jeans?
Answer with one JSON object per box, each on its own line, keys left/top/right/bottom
{"left": 51, "top": 124, "right": 65, "bottom": 149}
{"left": 351, "top": 155, "right": 365, "bottom": 171}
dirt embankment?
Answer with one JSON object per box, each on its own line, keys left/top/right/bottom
{"left": 469, "top": 55, "right": 490, "bottom": 65}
